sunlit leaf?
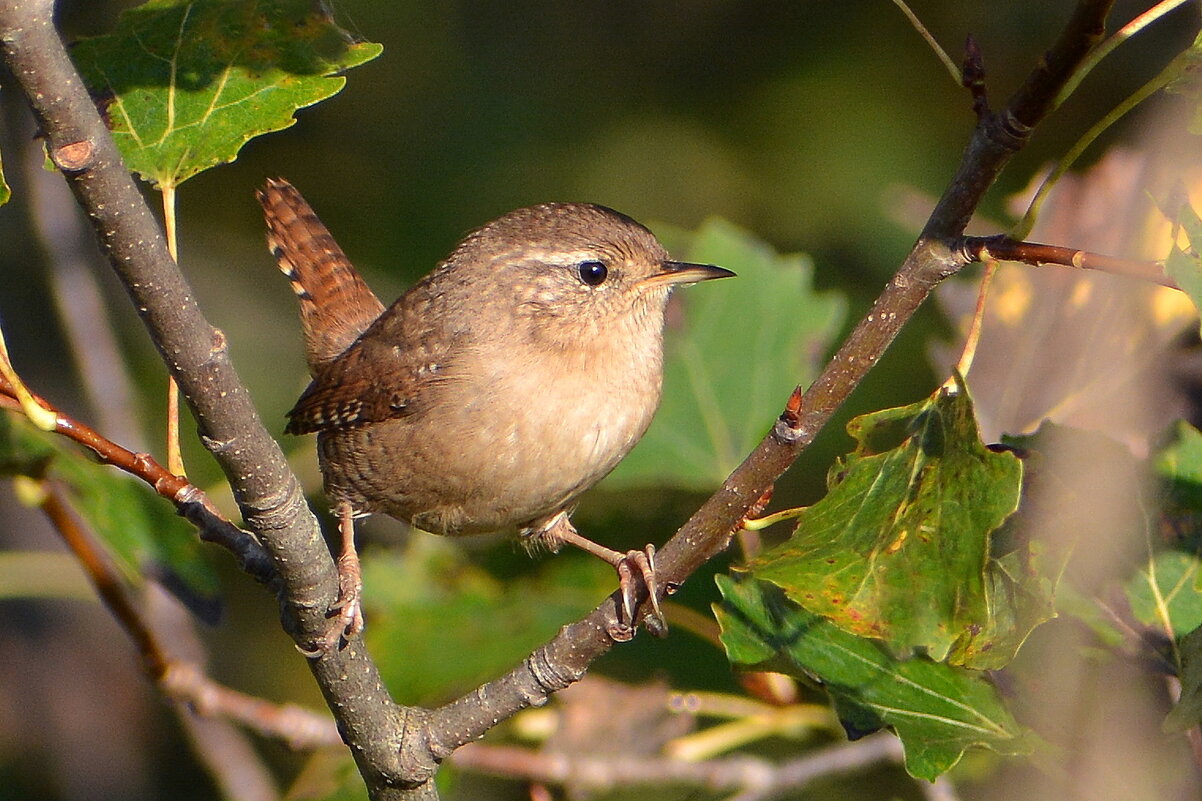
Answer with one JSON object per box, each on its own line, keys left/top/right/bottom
{"left": 72, "top": 0, "right": 383, "bottom": 188}
{"left": 747, "top": 376, "right": 1038, "bottom": 668}
{"left": 714, "top": 574, "right": 1039, "bottom": 780}
{"left": 364, "top": 539, "right": 616, "bottom": 706}
{"left": 1125, "top": 551, "right": 1202, "bottom": 638}
{"left": 1161, "top": 196, "right": 1202, "bottom": 320}
{"left": 0, "top": 411, "right": 218, "bottom": 601}
{"left": 605, "top": 218, "right": 845, "bottom": 490}
{"left": 1163, "top": 30, "right": 1202, "bottom": 135}
{"left": 1157, "top": 420, "right": 1202, "bottom": 513}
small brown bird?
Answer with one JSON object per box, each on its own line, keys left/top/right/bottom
{"left": 258, "top": 179, "right": 733, "bottom": 651}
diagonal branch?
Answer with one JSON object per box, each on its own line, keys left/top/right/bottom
{"left": 0, "top": 3, "right": 427, "bottom": 799}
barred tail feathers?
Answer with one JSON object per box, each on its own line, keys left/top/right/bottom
{"left": 257, "top": 178, "right": 385, "bottom": 374}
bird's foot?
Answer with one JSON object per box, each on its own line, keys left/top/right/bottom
{"left": 302, "top": 504, "right": 366, "bottom": 656}
{"left": 531, "top": 511, "right": 668, "bottom": 638}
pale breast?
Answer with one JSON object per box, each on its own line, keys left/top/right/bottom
{"left": 320, "top": 301, "right": 668, "bottom": 536}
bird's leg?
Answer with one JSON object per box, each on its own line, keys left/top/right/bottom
{"left": 530, "top": 511, "right": 667, "bottom": 637}
{"left": 315, "top": 502, "right": 365, "bottom": 653}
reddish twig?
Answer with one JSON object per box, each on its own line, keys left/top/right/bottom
{"left": 0, "top": 381, "right": 275, "bottom": 585}
{"left": 959, "top": 235, "right": 1174, "bottom": 288}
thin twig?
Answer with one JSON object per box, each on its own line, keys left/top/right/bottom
{"left": 959, "top": 235, "right": 1173, "bottom": 288}
{"left": 0, "top": 381, "right": 275, "bottom": 584}
{"left": 1053, "top": 0, "right": 1195, "bottom": 110}
{"left": 450, "top": 734, "right": 904, "bottom": 801}
{"left": 890, "top": 0, "right": 962, "bottom": 84}
{"left": 34, "top": 477, "right": 339, "bottom": 750}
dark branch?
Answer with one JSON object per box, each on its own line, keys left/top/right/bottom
{"left": 0, "top": 4, "right": 427, "bottom": 799}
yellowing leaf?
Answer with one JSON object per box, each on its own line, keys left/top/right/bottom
{"left": 747, "top": 376, "right": 1039, "bottom": 669}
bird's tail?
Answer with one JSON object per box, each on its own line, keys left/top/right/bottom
{"left": 257, "top": 178, "right": 385, "bottom": 375}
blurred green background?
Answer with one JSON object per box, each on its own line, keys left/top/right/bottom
{"left": 0, "top": 1, "right": 1197, "bottom": 799}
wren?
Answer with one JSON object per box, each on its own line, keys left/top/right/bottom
{"left": 258, "top": 179, "right": 733, "bottom": 651}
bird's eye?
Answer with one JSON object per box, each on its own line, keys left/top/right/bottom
{"left": 577, "top": 260, "right": 608, "bottom": 286}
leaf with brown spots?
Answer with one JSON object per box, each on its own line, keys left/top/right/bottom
{"left": 746, "top": 375, "right": 1043, "bottom": 669}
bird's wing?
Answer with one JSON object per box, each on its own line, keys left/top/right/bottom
{"left": 285, "top": 310, "right": 456, "bottom": 434}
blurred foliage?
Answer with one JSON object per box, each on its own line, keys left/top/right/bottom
{"left": 607, "top": 217, "right": 846, "bottom": 489}
{"left": 363, "top": 539, "right": 617, "bottom": 706}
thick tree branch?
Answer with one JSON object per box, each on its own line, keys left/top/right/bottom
{"left": 0, "top": 3, "right": 428, "bottom": 799}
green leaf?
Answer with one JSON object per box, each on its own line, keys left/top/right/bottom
{"left": 747, "top": 377, "right": 1036, "bottom": 668}
{"left": 1166, "top": 624, "right": 1202, "bottom": 733}
{"left": 364, "top": 539, "right": 616, "bottom": 705}
{"left": 714, "top": 574, "right": 1039, "bottom": 780}
{"left": 1163, "top": 30, "right": 1202, "bottom": 135}
{"left": 1160, "top": 196, "right": 1202, "bottom": 318}
{"left": 1158, "top": 421, "right": 1202, "bottom": 512}
{"left": 1125, "top": 551, "right": 1202, "bottom": 638}
{"left": 0, "top": 411, "right": 218, "bottom": 601}
{"left": 72, "top": 0, "right": 383, "bottom": 188}
{"left": 1135, "top": 422, "right": 1202, "bottom": 641}
{"left": 605, "top": 218, "right": 846, "bottom": 490}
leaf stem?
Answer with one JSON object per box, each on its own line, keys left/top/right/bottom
{"left": 948, "top": 258, "right": 998, "bottom": 386}
{"left": 889, "top": 0, "right": 962, "bottom": 85}
{"left": 1014, "top": 27, "right": 1198, "bottom": 239}
{"left": 162, "top": 185, "right": 185, "bottom": 477}
{"left": 1053, "top": 0, "right": 1195, "bottom": 110}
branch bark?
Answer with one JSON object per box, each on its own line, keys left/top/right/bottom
{"left": 0, "top": 0, "right": 1117, "bottom": 797}
{"left": 0, "top": 3, "right": 428, "bottom": 799}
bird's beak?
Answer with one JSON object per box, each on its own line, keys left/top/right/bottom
{"left": 638, "top": 261, "right": 736, "bottom": 290}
